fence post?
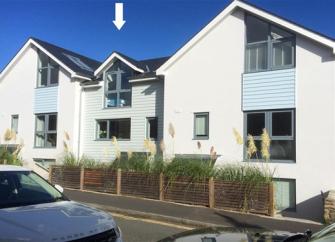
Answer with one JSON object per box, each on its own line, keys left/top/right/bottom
{"left": 117, "top": 169, "right": 122, "bottom": 195}
{"left": 49, "top": 165, "right": 53, "bottom": 183}
{"left": 159, "top": 173, "right": 164, "bottom": 201}
{"left": 268, "top": 182, "right": 275, "bottom": 216}
{"left": 209, "top": 177, "right": 215, "bottom": 208}
{"left": 80, "top": 166, "right": 84, "bottom": 190}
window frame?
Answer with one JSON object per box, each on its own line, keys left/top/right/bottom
{"left": 96, "top": 118, "right": 131, "bottom": 141}
{"left": 193, "top": 112, "right": 209, "bottom": 140}
{"left": 104, "top": 61, "right": 132, "bottom": 108}
{"left": 244, "top": 14, "right": 296, "bottom": 73}
{"left": 11, "top": 114, "right": 19, "bottom": 134}
{"left": 34, "top": 113, "right": 58, "bottom": 148}
{"left": 36, "top": 51, "right": 59, "bottom": 88}
{"left": 244, "top": 109, "right": 295, "bottom": 163}
{"left": 146, "top": 117, "right": 158, "bottom": 140}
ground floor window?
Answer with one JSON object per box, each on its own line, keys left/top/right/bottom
{"left": 147, "top": 117, "right": 158, "bottom": 140}
{"left": 34, "top": 158, "right": 56, "bottom": 170}
{"left": 35, "top": 113, "right": 57, "bottom": 148}
{"left": 273, "top": 178, "right": 296, "bottom": 211}
{"left": 97, "top": 118, "right": 131, "bottom": 140}
{"left": 244, "top": 109, "right": 295, "bottom": 162}
{"left": 194, "top": 112, "right": 209, "bottom": 139}
{"left": 11, "top": 115, "right": 19, "bottom": 134}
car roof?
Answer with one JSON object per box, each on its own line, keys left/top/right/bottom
{"left": 0, "top": 165, "right": 31, "bottom": 172}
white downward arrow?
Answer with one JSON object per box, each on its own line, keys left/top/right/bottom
{"left": 113, "top": 3, "right": 126, "bottom": 30}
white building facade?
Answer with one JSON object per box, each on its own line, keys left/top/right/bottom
{"left": 0, "top": 0, "right": 334, "bottom": 221}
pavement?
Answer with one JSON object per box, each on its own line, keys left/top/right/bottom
{"left": 64, "top": 188, "right": 324, "bottom": 234}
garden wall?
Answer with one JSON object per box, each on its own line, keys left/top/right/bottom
{"left": 49, "top": 165, "right": 274, "bottom": 216}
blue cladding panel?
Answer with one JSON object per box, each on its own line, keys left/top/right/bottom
{"left": 34, "top": 86, "right": 58, "bottom": 113}
{"left": 242, "top": 69, "right": 295, "bottom": 111}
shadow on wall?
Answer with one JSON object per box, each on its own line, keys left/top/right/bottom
{"left": 281, "top": 194, "right": 323, "bottom": 223}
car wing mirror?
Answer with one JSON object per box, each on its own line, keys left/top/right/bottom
{"left": 54, "top": 184, "right": 64, "bottom": 193}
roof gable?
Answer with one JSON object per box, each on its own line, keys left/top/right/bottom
{"left": 0, "top": 38, "right": 101, "bottom": 81}
{"left": 157, "top": 0, "right": 335, "bottom": 73}
{"left": 94, "top": 51, "right": 169, "bottom": 76}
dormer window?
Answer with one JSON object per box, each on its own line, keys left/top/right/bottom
{"left": 37, "top": 51, "right": 59, "bottom": 87}
{"left": 245, "top": 14, "right": 295, "bottom": 73}
{"left": 104, "top": 60, "right": 132, "bottom": 108}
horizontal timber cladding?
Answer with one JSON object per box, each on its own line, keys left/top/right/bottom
{"left": 163, "top": 177, "right": 209, "bottom": 206}
{"left": 34, "top": 86, "right": 58, "bottom": 113}
{"left": 214, "top": 180, "right": 272, "bottom": 215}
{"left": 83, "top": 168, "right": 117, "bottom": 194}
{"left": 81, "top": 81, "right": 164, "bottom": 161}
{"left": 50, "top": 166, "right": 81, "bottom": 189}
{"left": 242, "top": 68, "right": 296, "bottom": 111}
{"left": 120, "top": 171, "right": 160, "bottom": 199}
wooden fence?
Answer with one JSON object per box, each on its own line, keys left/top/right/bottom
{"left": 49, "top": 166, "right": 274, "bottom": 216}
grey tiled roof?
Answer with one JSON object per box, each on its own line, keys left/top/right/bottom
{"left": 32, "top": 37, "right": 101, "bottom": 78}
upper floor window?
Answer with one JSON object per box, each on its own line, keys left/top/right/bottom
{"left": 104, "top": 60, "right": 132, "bottom": 108}
{"left": 37, "top": 51, "right": 59, "bottom": 87}
{"left": 245, "top": 14, "right": 295, "bottom": 73}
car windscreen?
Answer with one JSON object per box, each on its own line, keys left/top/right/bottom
{"left": 0, "top": 171, "right": 65, "bottom": 208}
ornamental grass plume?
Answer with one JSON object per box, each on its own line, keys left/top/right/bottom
{"left": 247, "top": 134, "right": 257, "bottom": 159}
{"left": 111, "top": 136, "right": 121, "bottom": 161}
{"left": 168, "top": 123, "right": 175, "bottom": 138}
{"left": 159, "top": 139, "right": 166, "bottom": 153}
{"left": 197, "top": 141, "right": 201, "bottom": 150}
{"left": 210, "top": 146, "right": 217, "bottom": 163}
{"left": 64, "top": 131, "right": 70, "bottom": 141}
{"left": 233, "top": 128, "right": 243, "bottom": 145}
{"left": 4, "top": 129, "right": 15, "bottom": 142}
{"left": 144, "top": 139, "right": 156, "bottom": 161}
{"left": 127, "top": 149, "right": 133, "bottom": 160}
{"left": 261, "top": 128, "right": 271, "bottom": 161}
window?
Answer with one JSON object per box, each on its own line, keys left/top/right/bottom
{"left": 147, "top": 117, "right": 158, "bottom": 140}
{"left": 11, "top": 115, "right": 19, "bottom": 134}
{"left": 273, "top": 178, "right": 296, "bottom": 211}
{"left": 35, "top": 113, "right": 57, "bottom": 148}
{"left": 104, "top": 60, "right": 132, "bottom": 108}
{"left": 194, "top": 113, "right": 209, "bottom": 139}
{"left": 97, "top": 119, "right": 131, "bottom": 140}
{"left": 34, "top": 159, "right": 56, "bottom": 170}
{"left": 37, "top": 51, "right": 59, "bottom": 87}
{"left": 245, "top": 110, "right": 295, "bottom": 161}
{"left": 245, "top": 14, "right": 295, "bottom": 72}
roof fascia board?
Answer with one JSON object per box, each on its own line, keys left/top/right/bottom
{"left": 94, "top": 52, "right": 145, "bottom": 76}
{"left": 157, "top": 0, "right": 335, "bottom": 74}
{"left": 129, "top": 77, "right": 158, "bottom": 83}
{"left": 31, "top": 39, "right": 77, "bottom": 76}
{"left": 237, "top": 1, "right": 335, "bottom": 53}
{"left": 0, "top": 38, "right": 89, "bottom": 82}
{"left": 156, "top": 1, "right": 238, "bottom": 74}
{"left": 0, "top": 39, "right": 39, "bottom": 81}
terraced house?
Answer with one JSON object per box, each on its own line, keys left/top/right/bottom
{"left": 0, "top": 0, "right": 334, "bottom": 221}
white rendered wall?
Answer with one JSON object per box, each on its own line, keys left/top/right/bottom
{"left": 0, "top": 45, "right": 80, "bottom": 177}
{"left": 162, "top": 10, "right": 245, "bottom": 160}
{"left": 162, "top": 9, "right": 335, "bottom": 221}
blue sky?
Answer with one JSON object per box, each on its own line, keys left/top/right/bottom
{"left": 0, "top": 0, "right": 334, "bottom": 70}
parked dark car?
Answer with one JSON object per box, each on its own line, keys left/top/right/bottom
{"left": 158, "top": 224, "right": 335, "bottom": 242}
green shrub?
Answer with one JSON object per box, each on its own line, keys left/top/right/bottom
{"left": 164, "top": 158, "right": 214, "bottom": 181}
{"left": 0, "top": 146, "right": 23, "bottom": 166}
{"left": 215, "top": 163, "right": 272, "bottom": 185}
